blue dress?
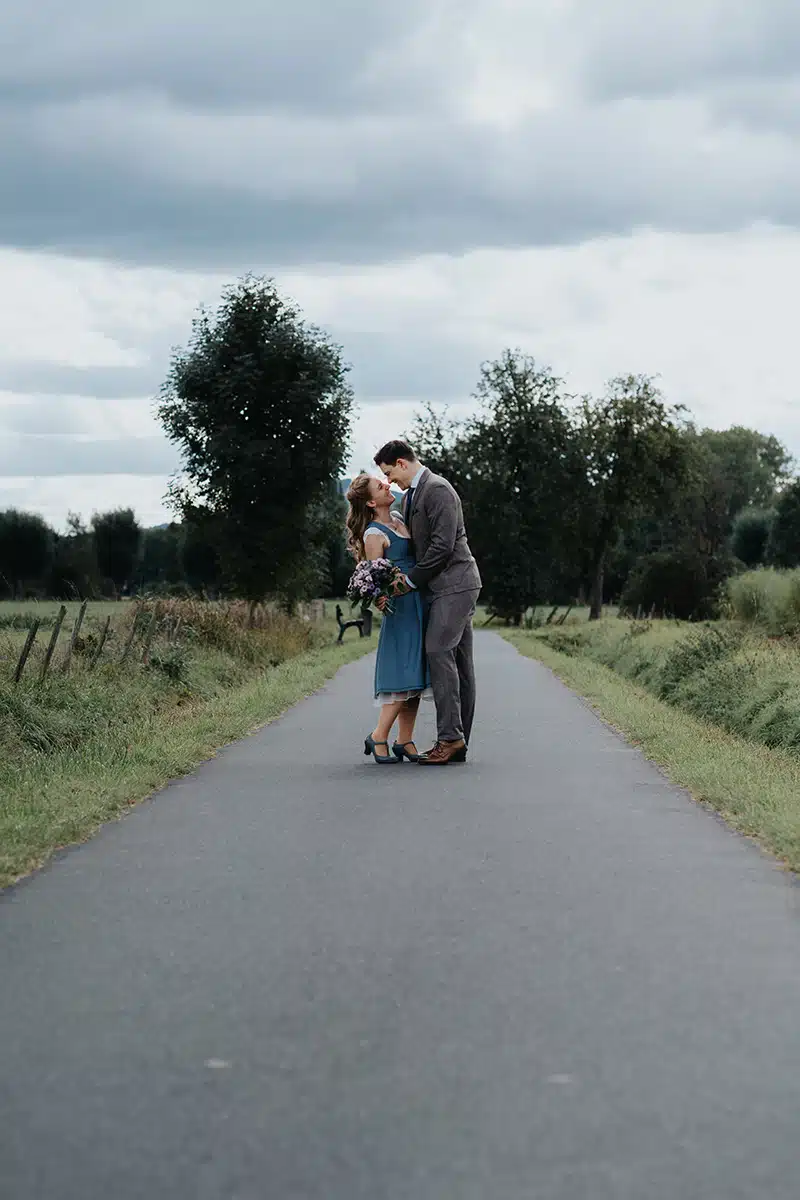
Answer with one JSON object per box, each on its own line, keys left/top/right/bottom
{"left": 366, "top": 521, "right": 431, "bottom": 704}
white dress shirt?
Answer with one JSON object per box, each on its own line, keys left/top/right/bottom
{"left": 402, "top": 464, "right": 426, "bottom": 588}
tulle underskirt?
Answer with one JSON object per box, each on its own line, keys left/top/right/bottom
{"left": 373, "top": 687, "right": 434, "bottom": 709}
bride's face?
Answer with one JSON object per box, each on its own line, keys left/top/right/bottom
{"left": 368, "top": 476, "right": 393, "bottom": 509}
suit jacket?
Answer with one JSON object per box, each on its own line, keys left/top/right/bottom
{"left": 405, "top": 468, "right": 482, "bottom": 596}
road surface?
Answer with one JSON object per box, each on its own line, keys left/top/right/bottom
{"left": 2, "top": 633, "right": 800, "bottom": 1198}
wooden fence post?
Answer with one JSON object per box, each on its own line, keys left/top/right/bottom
{"left": 140, "top": 614, "right": 159, "bottom": 664}
{"left": 62, "top": 599, "right": 88, "bottom": 674}
{"left": 120, "top": 611, "right": 141, "bottom": 663}
{"left": 40, "top": 604, "right": 68, "bottom": 682}
{"left": 14, "top": 620, "right": 41, "bottom": 684}
{"left": 89, "top": 616, "right": 112, "bottom": 670}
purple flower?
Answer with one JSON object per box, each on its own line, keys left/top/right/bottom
{"left": 346, "top": 557, "right": 403, "bottom": 613}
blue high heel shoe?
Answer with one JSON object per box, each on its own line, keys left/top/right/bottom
{"left": 364, "top": 734, "right": 398, "bottom": 764}
{"left": 392, "top": 741, "right": 420, "bottom": 762}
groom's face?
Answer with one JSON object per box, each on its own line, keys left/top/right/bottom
{"left": 379, "top": 458, "right": 413, "bottom": 490}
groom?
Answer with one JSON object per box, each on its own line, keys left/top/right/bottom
{"left": 375, "top": 440, "right": 482, "bottom": 765}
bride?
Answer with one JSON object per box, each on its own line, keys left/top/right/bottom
{"left": 345, "top": 474, "right": 431, "bottom": 764}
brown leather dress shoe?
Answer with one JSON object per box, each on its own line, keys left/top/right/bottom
{"left": 417, "top": 739, "right": 467, "bottom": 765}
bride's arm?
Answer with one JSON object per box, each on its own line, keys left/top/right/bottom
{"left": 364, "top": 530, "right": 389, "bottom": 561}
{"left": 364, "top": 530, "right": 391, "bottom": 610}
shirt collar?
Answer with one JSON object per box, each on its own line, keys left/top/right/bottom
{"left": 409, "top": 463, "right": 426, "bottom": 489}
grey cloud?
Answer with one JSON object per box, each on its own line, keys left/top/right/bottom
{"left": 0, "top": 333, "right": 488, "bottom": 425}
{"left": 708, "top": 79, "right": 800, "bottom": 134}
{"left": 0, "top": 362, "right": 166, "bottom": 400}
{"left": 0, "top": 0, "right": 429, "bottom": 112}
{"left": 0, "top": 398, "right": 87, "bottom": 436}
{"left": 4, "top": 92, "right": 800, "bottom": 270}
{"left": 2, "top": 0, "right": 800, "bottom": 269}
{"left": 344, "top": 333, "right": 485, "bottom": 400}
{"left": 576, "top": 0, "right": 800, "bottom": 101}
{"left": 0, "top": 435, "right": 179, "bottom": 476}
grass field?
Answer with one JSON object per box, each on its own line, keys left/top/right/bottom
{"left": 504, "top": 615, "right": 800, "bottom": 873}
{"left": 0, "top": 597, "right": 375, "bottom": 889}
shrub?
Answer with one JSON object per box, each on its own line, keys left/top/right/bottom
{"left": 725, "top": 569, "right": 800, "bottom": 636}
{"left": 731, "top": 507, "right": 775, "bottom": 567}
{"left": 620, "top": 549, "right": 738, "bottom": 621}
{"left": 656, "top": 623, "right": 742, "bottom": 701}
{"left": 146, "top": 646, "right": 190, "bottom": 684}
{"left": 130, "top": 597, "right": 315, "bottom": 666}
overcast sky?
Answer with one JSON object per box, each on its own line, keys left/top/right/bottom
{"left": 2, "top": 0, "right": 800, "bottom": 528}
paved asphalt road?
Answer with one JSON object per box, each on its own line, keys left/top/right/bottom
{"left": 3, "top": 633, "right": 800, "bottom": 1198}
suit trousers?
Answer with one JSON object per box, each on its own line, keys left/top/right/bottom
{"left": 424, "top": 588, "right": 480, "bottom": 744}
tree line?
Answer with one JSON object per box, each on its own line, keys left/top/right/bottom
{"left": 410, "top": 350, "right": 797, "bottom": 621}
{"left": 1, "top": 276, "right": 797, "bottom": 619}
{"left": 0, "top": 498, "right": 353, "bottom": 606}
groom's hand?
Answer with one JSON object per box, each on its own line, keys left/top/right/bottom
{"left": 391, "top": 574, "right": 413, "bottom": 597}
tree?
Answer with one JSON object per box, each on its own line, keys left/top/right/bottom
{"left": 609, "top": 424, "right": 792, "bottom": 594}
{"left": 48, "top": 513, "right": 101, "bottom": 600}
{"left": 696, "top": 426, "right": 792, "bottom": 519}
{"left": 0, "top": 509, "right": 54, "bottom": 597}
{"left": 91, "top": 508, "right": 142, "bottom": 595}
{"left": 136, "top": 524, "right": 184, "bottom": 592}
{"left": 731, "top": 508, "right": 775, "bottom": 567}
{"left": 319, "top": 482, "right": 351, "bottom": 598}
{"left": 578, "top": 375, "right": 689, "bottom": 619}
{"left": 767, "top": 480, "right": 800, "bottom": 568}
{"left": 158, "top": 276, "right": 353, "bottom": 614}
{"left": 620, "top": 548, "right": 739, "bottom": 621}
{"left": 180, "top": 513, "right": 222, "bottom": 596}
{"left": 411, "top": 351, "right": 585, "bottom": 622}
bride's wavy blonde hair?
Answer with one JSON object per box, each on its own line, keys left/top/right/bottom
{"left": 345, "top": 473, "right": 376, "bottom": 562}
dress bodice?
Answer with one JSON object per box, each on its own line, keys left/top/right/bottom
{"left": 365, "top": 522, "right": 416, "bottom": 572}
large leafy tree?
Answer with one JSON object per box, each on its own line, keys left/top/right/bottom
{"left": 318, "top": 481, "right": 352, "bottom": 598}
{"left": 696, "top": 426, "right": 792, "bottom": 519}
{"left": 609, "top": 424, "right": 792, "bottom": 591}
{"left": 158, "top": 276, "right": 353, "bottom": 611}
{"left": 0, "top": 509, "right": 54, "bottom": 597}
{"left": 767, "top": 480, "right": 800, "bottom": 568}
{"left": 578, "top": 375, "right": 689, "bottom": 619}
{"left": 49, "top": 513, "right": 101, "bottom": 600}
{"left": 412, "top": 350, "right": 585, "bottom": 622}
{"left": 136, "top": 524, "right": 184, "bottom": 591}
{"left": 180, "top": 514, "right": 222, "bottom": 596}
{"left": 91, "top": 507, "right": 142, "bottom": 595}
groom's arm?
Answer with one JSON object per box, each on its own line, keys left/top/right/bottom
{"left": 407, "top": 484, "right": 458, "bottom": 589}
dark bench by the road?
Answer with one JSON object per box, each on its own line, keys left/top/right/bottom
{"left": 336, "top": 602, "right": 372, "bottom": 642}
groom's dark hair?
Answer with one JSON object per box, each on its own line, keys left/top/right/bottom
{"left": 374, "top": 439, "right": 417, "bottom": 466}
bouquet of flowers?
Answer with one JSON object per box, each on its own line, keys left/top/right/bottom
{"left": 347, "top": 558, "right": 404, "bottom": 615}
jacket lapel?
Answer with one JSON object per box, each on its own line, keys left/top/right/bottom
{"left": 408, "top": 468, "right": 429, "bottom": 525}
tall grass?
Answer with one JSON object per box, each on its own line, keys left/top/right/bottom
{"left": 0, "top": 597, "right": 372, "bottom": 887}
{"left": 525, "top": 616, "right": 800, "bottom": 756}
{"left": 725, "top": 568, "right": 800, "bottom": 636}
{"left": 0, "top": 598, "right": 320, "bottom": 758}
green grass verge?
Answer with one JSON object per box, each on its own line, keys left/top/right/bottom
{"left": 503, "top": 628, "right": 800, "bottom": 873}
{"left": 0, "top": 624, "right": 373, "bottom": 890}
